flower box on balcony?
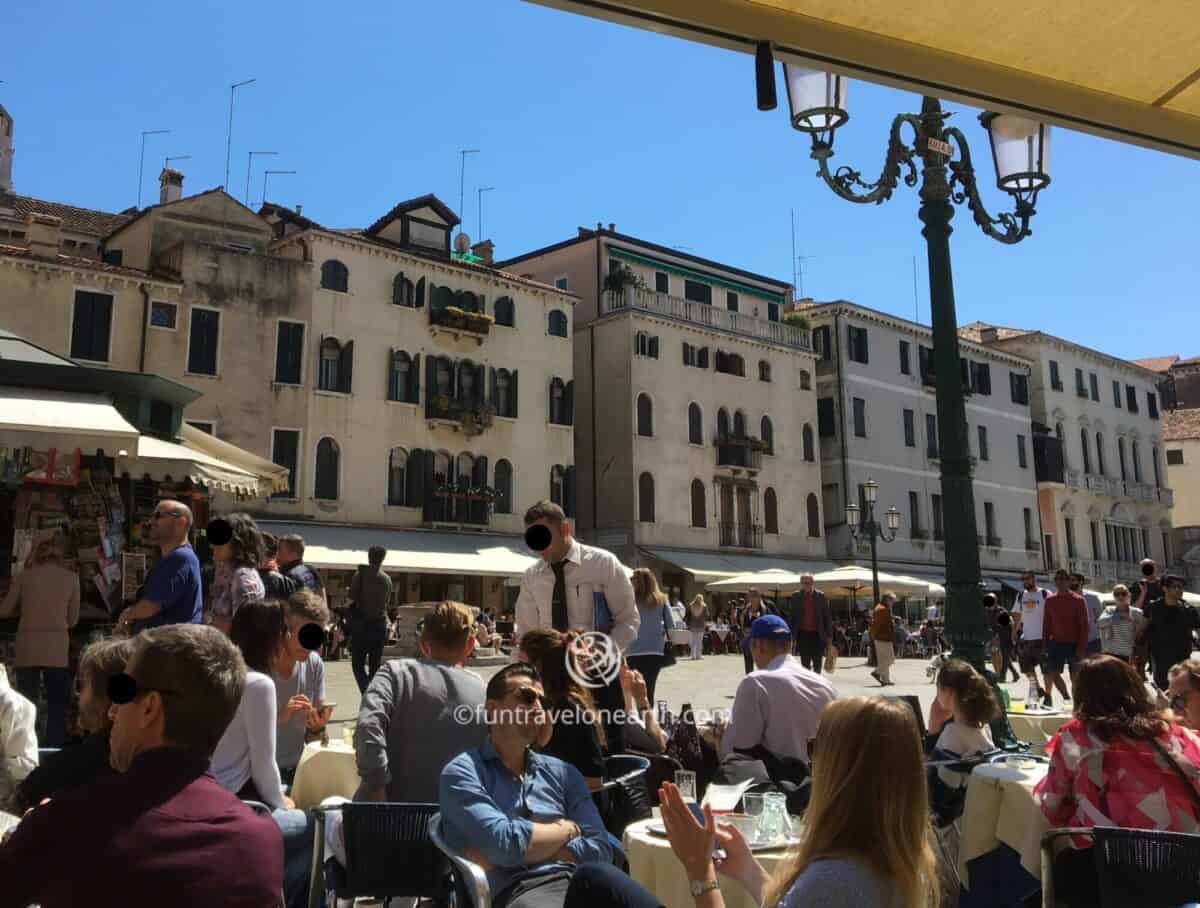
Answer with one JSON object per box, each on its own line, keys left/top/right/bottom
{"left": 430, "top": 306, "right": 493, "bottom": 340}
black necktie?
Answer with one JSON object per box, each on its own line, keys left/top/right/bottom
{"left": 551, "top": 560, "right": 569, "bottom": 631}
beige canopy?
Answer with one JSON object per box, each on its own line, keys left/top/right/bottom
{"left": 812, "top": 565, "right": 931, "bottom": 598}
{"left": 705, "top": 568, "right": 810, "bottom": 594}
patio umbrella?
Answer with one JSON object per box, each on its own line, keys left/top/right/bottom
{"left": 1099, "top": 589, "right": 1200, "bottom": 606}
{"left": 811, "top": 566, "right": 930, "bottom": 598}
{"left": 891, "top": 575, "right": 945, "bottom": 598}
{"left": 705, "top": 568, "right": 807, "bottom": 594}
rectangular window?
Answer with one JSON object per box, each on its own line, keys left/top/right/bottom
{"left": 1010, "top": 372, "right": 1029, "bottom": 405}
{"left": 149, "top": 301, "right": 177, "bottom": 330}
{"left": 1167, "top": 449, "right": 1185, "bottom": 466}
{"left": 1113, "top": 379, "right": 1122, "bottom": 408}
{"left": 852, "top": 397, "right": 866, "bottom": 437}
{"left": 1075, "top": 367, "right": 1087, "bottom": 397}
{"left": 813, "top": 326, "right": 833, "bottom": 362}
{"left": 275, "top": 321, "right": 305, "bottom": 385}
{"left": 899, "top": 340, "right": 911, "bottom": 375}
{"left": 1017, "top": 434, "right": 1028, "bottom": 469}
{"left": 847, "top": 325, "right": 869, "bottom": 364}
{"left": 654, "top": 271, "right": 669, "bottom": 294}
{"left": 1089, "top": 373, "right": 1100, "bottom": 401}
{"left": 817, "top": 397, "right": 836, "bottom": 437}
{"left": 767, "top": 302, "right": 780, "bottom": 322}
{"left": 1044, "top": 534, "right": 1056, "bottom": 567}
{"left": 1065, "top": 517, "right": 1077, "bottom": 558}
{"left": 977, "top": 424, "right": 989, "bottom": 461}
{"left": 1148, "top": 392, "right": 1159, "bottom": 419}
{"left": 1049, "top": 360, "right": 1062, "bottom": 391}
{"left": 919, "top": 345, "right": 934, "bottom": 384}
{"left": 1163, "top": 532, "right": 1172, "bottom": 565}
{"left": 971, "top": 361, "right": 992, "bottom": 395}
{"left": 822, "top": 483, "right": 841, "bottom": 527}
{"left": 1023, "top": 508, "right": 1034, "bottom": 546}
{"left": 186, "top": 420, "right": 215, "bottom": 435}
{"left": 932, "top": 494, "right": 944, "bottom": 539}
{"left": 926, "top": 413, "right": 939, "bottom": 458}
{"left": 903, "top": 409, "right": 915, "bottom": 447}
{"left": 554, "top": 276, "right": 568, "bottom": 290}
{"left": 684, "top": 280, "right": 712, "bottom": 305}
{"left": 726, "top": 291, "right": 739, "bottom": 312}
{"left": 908, "top": 491, "right": 921, "bottom": 532}
{"left": 1126, "top": 384, "right": 1139, "bottom": 413}
{"left": 984, "top": 502, "right": 997, "bottom": 540}
{"left": 270, "top": 429, "right": 300, "bottom": 499}
{"left": 187, "top": 308, "right": 220, "bottom": 376}
{"left": 70, "top": 290, "right": 113, "bottom": 362}
{"left": 1090, "top": 521, "right": 1101, "bottom": 560}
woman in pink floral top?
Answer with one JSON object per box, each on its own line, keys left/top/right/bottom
{"left": 1035, "top": 654, "right": 1200, "bottom": 906}
{"left": 207, "top": 513, "right": 266, "bottom": 634}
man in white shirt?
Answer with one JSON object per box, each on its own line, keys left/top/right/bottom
{"left": 1011, "top": 571, "right": 1069, "bottom": 706}
{"left": 0, "top": 663, "right": 37, "bottom": 807}
{"left": 722, "top": 615, "right": 836, "bottom": 766}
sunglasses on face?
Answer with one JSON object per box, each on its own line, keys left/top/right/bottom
{"left": 510, "top": 687, "right": 548, "bottom": 708}
{"left": 151, "top": 510, "right": 182, "bottom": 520}
{"left": 1171, "top": 694, "right": 1189, "bottom": 714}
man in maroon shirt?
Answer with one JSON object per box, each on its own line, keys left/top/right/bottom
{"left": 787, "top": 574, "right": 832, "bottom": 673}
{"left": 1043, "top": 568, "right": 1090, "bottom": 702}
{"left": 0, "top": 624, "right": 283, "bottom": 908}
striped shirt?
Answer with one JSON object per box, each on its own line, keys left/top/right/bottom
{"left": 1096, "top": 605, "right": 1146, "bottom": 658}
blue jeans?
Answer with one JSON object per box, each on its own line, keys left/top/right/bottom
{"left": 15, "top": 666, "right": 71, "bottom": 747}
{"left": 272, "top": 807, "right": 314, "bottom": 908}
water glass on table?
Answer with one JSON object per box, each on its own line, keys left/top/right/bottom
{"left": 674, "top": 770, "right": 697, "bottom": 804}
{"left": 756, "top": 792, "right": 791, "bottom": 843}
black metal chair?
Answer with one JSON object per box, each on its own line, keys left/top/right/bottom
{"left": 308, "top": 802, "right": 450, "bottom": 908}
{"left": 592, "top": 755, "right": 652, "bottom": 840}
{"left": 1043, "top": 826, "right": 1200, "bottom": 907}
{"left": 429, "top": 814, "right": 492, "bottom": 908}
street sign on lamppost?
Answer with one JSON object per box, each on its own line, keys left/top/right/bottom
{"left": 780, "top": 64, "right": 1052, "bottom": 677}
{"left": 845, "top": 478, "right": 901, "bottom": 608}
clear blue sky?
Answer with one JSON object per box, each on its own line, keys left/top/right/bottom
{"left": 5, "top": 1, "right": 1197, "bottom": 359}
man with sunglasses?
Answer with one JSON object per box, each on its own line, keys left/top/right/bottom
{"left": 116, "top": 500, "right": 202, "bottom": 634}
{"left": 1144, "top": 575, "right": 1199, "bottom": 691}
{"left": 1167, "top": 659, "right": 1200, "bottom": 730}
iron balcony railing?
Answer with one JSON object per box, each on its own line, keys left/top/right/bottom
{"left": 602, "top": 289, "right": 809, "bottom": 349}
{"left": 719, "top": 521, "right": 763, "bottom": 549}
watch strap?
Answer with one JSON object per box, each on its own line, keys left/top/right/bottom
{"left": 690, "top": 878, "right": 719, "bottom": 897}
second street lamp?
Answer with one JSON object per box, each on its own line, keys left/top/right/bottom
{"left": 845, "top": 478, "right": 901, "bottom": 608}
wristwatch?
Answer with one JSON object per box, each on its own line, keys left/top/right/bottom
{"left": 689, "top": 879, "right": 719, "bottom": 897}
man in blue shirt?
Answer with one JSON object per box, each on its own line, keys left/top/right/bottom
{"left": 117, "top": 500, "right": 202, "bottom": 634}
{"left": 440, "top": 663, "right": 659, "bottom": 908}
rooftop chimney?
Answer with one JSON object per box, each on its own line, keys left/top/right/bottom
{"left": 979, "top": 326, "right": 999, "bottom": 344}
{"left": 0, "top": 104, "right": 13, "bottom": 193}
{"left": 25, "top": 213, "right": 61, "bottom": 257}
{"left": 471, "top": 239, "right": 494, "bottom": 266}
{"left": 158, "top": 167, "right": 184, "bottom": 204}
{"left": 608, "top": 223, "right": 616, "bottom": 232}
{"left": 295, "top": 204, "right": 303, "bottom": 216}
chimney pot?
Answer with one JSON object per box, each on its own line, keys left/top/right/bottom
{"left": 471, "top": 239, "right": 495, "bottom": 266}
{"left": 0, "top": 103, "right": 13, "bottom": 193}
{"left": 979, "top": 326, "right": 999, "bottom": 344}
{"left": 295, "top": 204, "right": 303, "bottom": 216}
{"left": 25, "top": 213, "right": 61, "bottom": 256}
{"left": 608, "top": 223, "right": 615, "bottom": 232}
{"left": 158, "top": 167, "right": 184, "bottom": 204}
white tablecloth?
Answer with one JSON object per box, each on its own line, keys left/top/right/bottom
{"left": 624, "top": 817, "right": 793, "bottom": 908}
{"left": 958, "top": 763, "right": 1050, "bottom": 889}
{"left": 1006, "top": 710, "right": 1070, "bottom": 751}
{"left": 289, "top": 740, "right": 360, "bottom": 809}
{"left": 0, "top": 810, "right": 18, "bottom": 839}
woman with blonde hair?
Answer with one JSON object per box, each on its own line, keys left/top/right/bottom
{"left": 661, "top": 696, "right": 939, "bottom": 908}
{"left": 627, "top": 568, "right": 676, "bottom": 700}
{"left": 687, "top": 594, "right": 708, "bottom": 661}
{"left": 0, "top": 539, "right": 80, "bottom": 746}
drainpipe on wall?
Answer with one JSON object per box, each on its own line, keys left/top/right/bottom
{"left": 592, "top": 235, "right": 603, "bottom": 539}
{"left": 833, "top": 312, "right": 851, "bottom": 559}
{"left": 138, "top": 283, "right": 151, "bottom": 373}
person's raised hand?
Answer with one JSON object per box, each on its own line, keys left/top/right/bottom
{"left": 629, "top": 669, "right": 649, "bottom": 705}
{"left": 714, "top": 819, "right": 766, "bottom": 897}
{"left": 659, "top": 781, "right": 716, "bottom": 880}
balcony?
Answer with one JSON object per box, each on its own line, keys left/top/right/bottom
{"left": 601, "top": 289, "right": 809, "bottom": 349}
{"left": 1068, "top": 558, "right": 1101, "bottom": 578}
{"left": 430, "top": 306, "right": 493, "bottom": 343}
{"left": 1160, "top": 487, "right": 1175, "bottom": 507}
{"left": 719, "top": 521, "right": 763, "bottom": 549}
{"left": 425, "top": 480, "right": 493, "bottom": 527}
{"left": 1085, "top": 473, "right": 1109, "bottom": 494}
{"left": 715, "top": 436, "right": 764, "bottom": 472}
{"left": 1121, "top": 481, "right": 1157, "bottom": 502}
{"left": 426, "top": 395, "right": 495, "bottom": 436}
{"left": 1064, "top": 469, "right": 1081, "bottom": 488}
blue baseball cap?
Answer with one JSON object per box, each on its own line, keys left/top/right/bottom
{"left": 749, "top": 614, "right": 792, "bottom": 640}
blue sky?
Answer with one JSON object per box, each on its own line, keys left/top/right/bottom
{"left": 4, "top": 0, "right": 1197, "bottom": 359}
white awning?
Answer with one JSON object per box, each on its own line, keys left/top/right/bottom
{"left": 0, "top": 388, "right": 139, "bottom": 444}
{"left": 177, "top": 425, "right": 290, "bottom": 494}
{"left": 257, "top": 521, "right": 538, "bottom": 577}
{"left": 641, "top": 547, "right": 833, "bottom": 583}
{"left": 121, "top": 434, "right": 273, "bottom": 498}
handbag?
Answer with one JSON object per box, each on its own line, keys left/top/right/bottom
{"left": 665, "top": 703, "right": 720, "bottom": 796}
{"left": 1150, "top": 736, "right": 1200, "bottom": 816}
{"left": 660, "top": 603, "right": 677, "bottom": 667}
{"left": 595, "top": 767, "right": 654, "bottom": 837}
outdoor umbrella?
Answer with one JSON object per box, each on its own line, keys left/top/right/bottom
{"left": 705, "top": 568, "right": 807, "bottom": 594}
{"left": 812, "top": 566, "right": 930, "bottom": 617}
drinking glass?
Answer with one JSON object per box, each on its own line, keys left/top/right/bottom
{"left": 342, "top": 725, "right": 354, "bottom": 747}
{"left": 756, "top": 792, "right": 788, "bottom": 844}
{"left": 674, "top": 770, "right": 698, "bottom": 803}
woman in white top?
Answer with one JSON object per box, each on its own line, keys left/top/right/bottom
{"left": 211, "top": 599, "right": 313, "bottom": 905}
{"left": 929, "top": 659, "right": 998, "bottom": 787}
{"left": 661, "top": 696, "right": 939, "bottom": 908}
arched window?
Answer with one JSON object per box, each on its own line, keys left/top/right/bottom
{"left": 458, "top": 291, "right": 480, "bottom": 314}
{"left": 1152, "top": 444, "right": 1162, "bottom": 488}
{"left": 387, "top": 447, "right": 408, "bottom": 506}
{"left": 758, "top": 360, "right": 771, "bottom": 382}
{"left": 494, "top": 296, "right": 515, "bottom": 327}
{"left": 1132, "top": 441, "right": 1143, "bottom": 483}
{"left": 457, "top": 452, "right": 475, "bottom": 483}
{"left": 319, "top": 337, "right": 341, "bottom": 391}
{"left": 496, "top": 369, "right": 513, "bottom": 417}
{"left": 1055, "top": 422, "right": 1067, "bottom": 466}
{"left": 494, "top": 459, "right": 513, "bottom": 514}
{"left": 314, "top": 437, "right": 340, "bottom": 500}
{"left": 731, "top": 354, "right": 745, "bottom": 377}
{"left": 1118, "top": 437, "right": 1128, "bottom": 480}
{"left": 806, "top": 493, "right": 821, "bottom": 537}
{"left": 548, "top": 309, "right": 568, "bottom": 337}
{"left": 688, "top": 403, "right": 703, "bottom": 445}
{"left": 1096, "top": 432, "right": 1106, "bottom": 476}
{"left": 435, "top": 357, "right": 453, "bottom": 398}
{"left": 1080, "top": 429, "right": 1092, "bottom": 474}
{"left": 638, "top": 472, "right": 655, "bottom": 523}
{"left": 636, "top": 393, "right": 653, "bottom": 437}
{"left": 802, "top": 424, "right": 815, "bottom": 462}
{"left": 761, "top": 416, "right": 774, "bottom": 455}
{"left": 392, "top": 272, "right": 414, "bottom": 307}
{"left": 717, "top": 407, "right": 730, "bottom": 439}
{"left": 320, "top": 260, "right": 348, "bottom": 292}
{"left": 433, "top": 450, "right": 452, "bottom": 484}
{"left": 549, "top": 377, "right": 566, "bottom": 425}
{"left": 733, "top": 410, "right": 746, "bottom": 438}
{"left": 635, "top": 332, "right": 648, "bottom": 356}
{"left": 764, "top": 488, "right": 779, "bottom": 534}
{"left": 697, "top": 347, "right": 709, "bottom": 369}
{"left": 550, "top": 465, "right": 565, "bottom": 506}
{"left": 388, "top": 350, "right": 415, "bottom": 402}
{"left": 690, "top": 479, "right": 706, "bottom": 528}
{"left": 799, "top": 369, "right": 812, "bottom": 391}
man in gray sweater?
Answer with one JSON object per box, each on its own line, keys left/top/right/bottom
{"left": 350, "top": 545, "right": 393, "bottom": 693}
{"left": 353, "top": 600, "right": 486, "bottom": 803}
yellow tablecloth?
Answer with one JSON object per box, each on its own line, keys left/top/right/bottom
{"left": 958, "top": 763, "right": 1050, "bottom": 889}
{"left": 1006, "top": 710, "right": 1071, "bottom": 750}
{"left": 289, "top": 741, "right": 360, "bottom": 809}
{"left": 624, "top": 817, "right": 793, "bottom": 908}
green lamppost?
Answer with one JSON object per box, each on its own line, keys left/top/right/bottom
{"left": 781, "top": 69, "right": 1052, "bottom": 705}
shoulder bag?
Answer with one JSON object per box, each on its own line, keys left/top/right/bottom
{"left": 660, "top": 603, "right": 677, "bottom": 667}
{"left": 1150, "top": 735, "right": 1200, "bottom": 818}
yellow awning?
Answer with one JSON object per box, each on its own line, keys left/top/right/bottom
{"left": 527, "top": 0, "right": 1200, "bottom": 158}
{"left": 177, "top": 425, "right": 290, "bottom": 494}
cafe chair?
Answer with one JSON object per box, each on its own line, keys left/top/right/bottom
{"left": 307, "top": 801, "right": 449, "bottom": 908}
{"left": 429, "top": 814, "right": 492, "bottom": 908}
{"left": 592, "top": 754, "right": 652, "bottom": 842}
{"left": 1042, "top": 827, "right": 1200, "bottom": 908}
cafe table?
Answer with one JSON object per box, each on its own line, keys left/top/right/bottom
{"left": 1005, "top": 706, "right": 1071, "bottom": 752}
{"left": 289, "top": 739, "right": 360, "bottom": 809}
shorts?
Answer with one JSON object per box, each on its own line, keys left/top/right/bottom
{"left": 1045, "top": 641, "right": 1081, "bottom": 675}
{"left": 1017, "top": 639, "right": 1045, "bottom": 674}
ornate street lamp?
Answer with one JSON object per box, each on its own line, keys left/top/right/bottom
{"left": 845, "top": 478, "right": 901, "bottom": 608}
{"left": 782, "top": 65, "right": 1052, "bottom": 686}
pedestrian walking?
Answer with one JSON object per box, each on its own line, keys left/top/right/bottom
{"left": 349, "top": 545, "right": 392, "bottom": 694}
{"left": 627, "top": 569, "right": 676, "bottom": 701}
{"left": 1144, "top": 575, "right": 1199, "bottom": 691}
{"left": 687, "top": 595, "right": 707, "bottom": 661}
{"left": 787, "top": 574, "right": 832, "bottom": 673}
{"left": 1130, "top": 558, "right": 1163, "bottom": 676}
{"left": 1096, "top": 584, "right": 1146, "bottom": 662}
{"left": 870, "top": 593, "right": 897, "bottom": 686}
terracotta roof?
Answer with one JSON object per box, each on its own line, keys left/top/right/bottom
{"left": 958, "top": 320, "right": 1033, "bottom": 342}
{"left": 0, "top": 242, "right": 178, "bottom": 282}
{"left": 1164, "top": 408, "right": 1200, "bottom": 442}
{"left": 258, "top": 201, "right": 324, "bottom": 231}
{"left": 1133, "top": 355, "right": 1181, "bottom": 373}
{"left": 0, "top": 192, "right": 135, "bottom": 237}
{"left": 1177, "top": 355, "right": 1200, "bottom": 367}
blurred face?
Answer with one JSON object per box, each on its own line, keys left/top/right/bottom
{"left": 146, "top": 504, "right": 187, "bottom": 545}
{"left": 107, "top": 653, "right": 166, "bottom": 773}
{"left": 1165, "top": 581, "right": 1184, "bottom": 604}
{"left": 1054, "top": 573, "right": 1070, "bottom": 593}
{"left": 1169, "top": 674, "right": 1200, "bottom": 730}
{"left": 528, "top": 518, "right": 571, "bottom": 562}
{"left": 77, "top": 668, "right": 110, "bottom": 734}
{"left": 801, "top": 576, "right": 814, "bottom": 592}
{"left": 492, "top": 675, "right": 547, "bottom": 745}
{"left": 1022, "top": 572, "right": 1036, "bottom": 591}
{"left": 277, "top": 540, "right": 298, "bottom": 564}
{"left": 211, "top": 541, "right": 233, "bottom": 563}
{"left": 1115, "top": 589, "right": 1131, "bottom": 610}
{"left": 282, "top": 613, "right": 309, "bottom": 663}
{"left": 1069, "top": 575, "right": 1083, "bottom": 592}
